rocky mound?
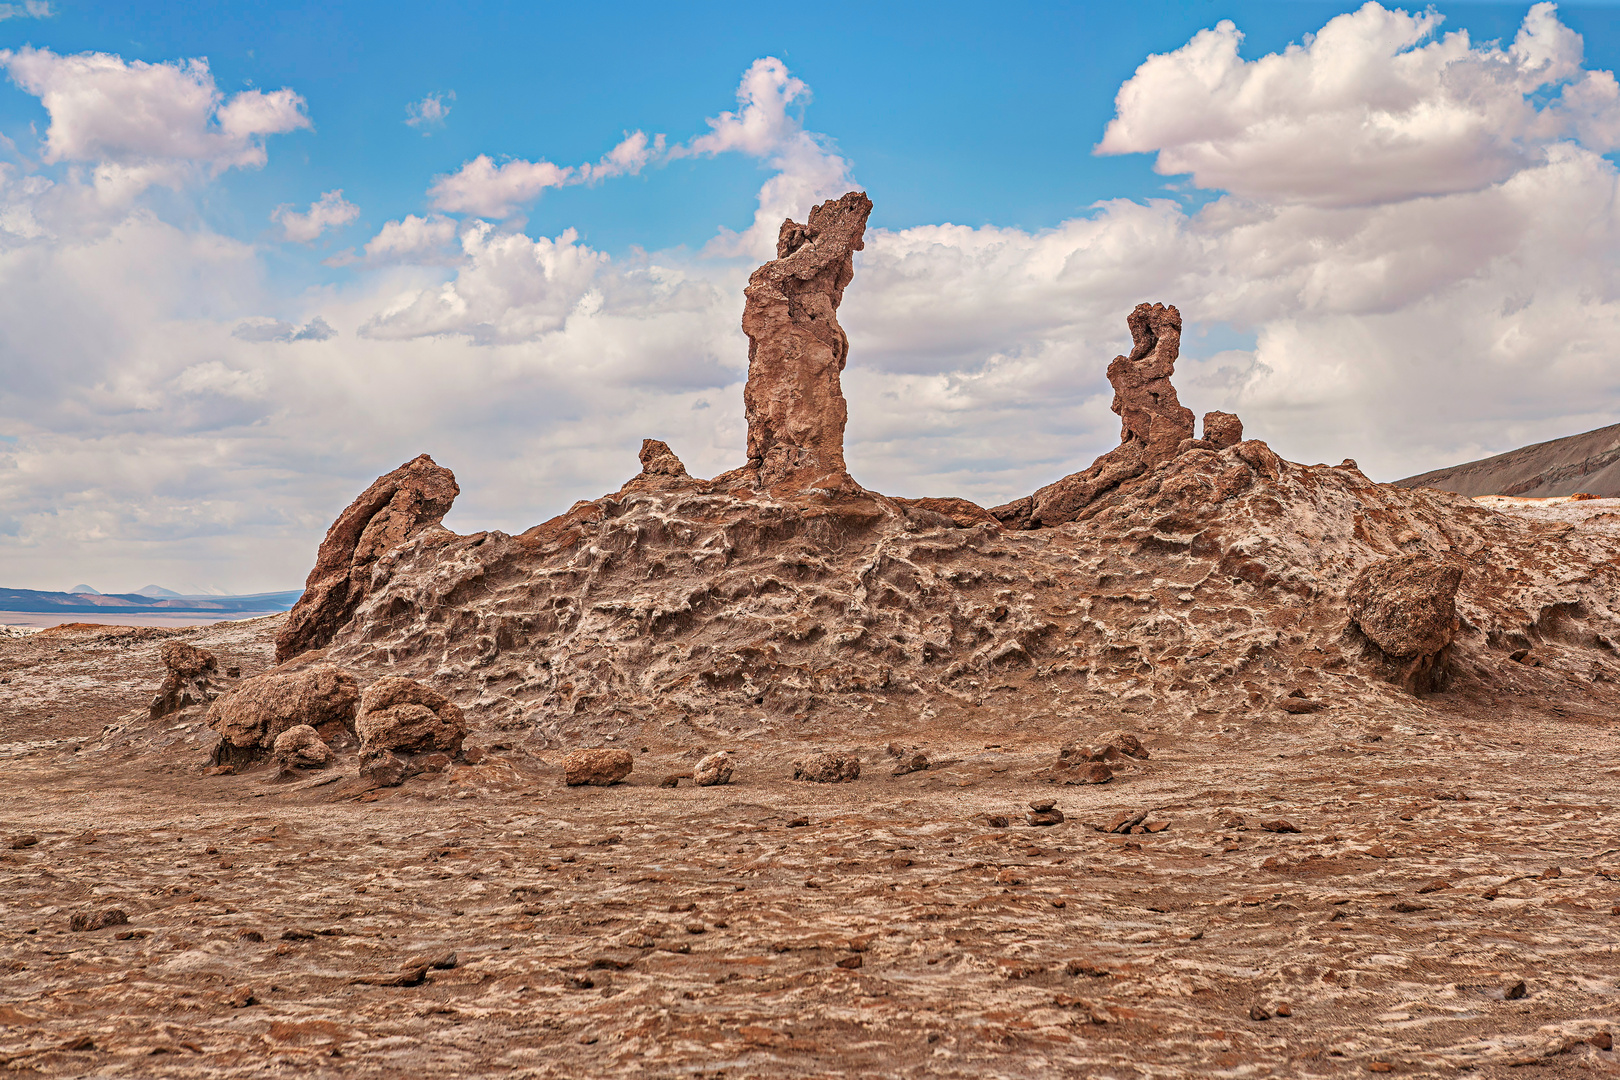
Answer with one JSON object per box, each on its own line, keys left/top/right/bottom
{"left": 254, "top": 191, "right": 1619, "bottom": 756}
{"left": 1397, "top": 421, "right": 1620, "bottom": 498}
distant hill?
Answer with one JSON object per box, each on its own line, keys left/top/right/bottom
{"left": 1396, "top": 422, "right": 1620, "bottom": 498}
{"left": 0, "top": 588, "right": 301, "bottom": 616}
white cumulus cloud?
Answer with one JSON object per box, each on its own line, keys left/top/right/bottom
{"left": 271, "top": 190, "right": 359, "bottom": 243}
{"left": 1096, "top": 1, "right": 1614, "bottom": 207}
{"left": 405, "top": 90, "right": 454, "bottom": 131}
{"left": 428, "top": 131, "right": 663, "bottom": 218}
{"left": 0, "top": 47, "right": 309, "bottom": 198}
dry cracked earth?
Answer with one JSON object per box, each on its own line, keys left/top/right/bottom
{"left": 2, "top": 616, "right": 1618, "bottom": 1078}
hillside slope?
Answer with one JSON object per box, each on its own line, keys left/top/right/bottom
{"left": 1396, "top": 422, "right": 1620, "bottom": 498}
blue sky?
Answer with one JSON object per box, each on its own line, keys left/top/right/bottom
{"left": 2, "top": 1, "right": 1620, "bottom": 592}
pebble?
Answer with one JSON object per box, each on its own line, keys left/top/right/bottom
{"left": 835, "top": 955, "right": 863, "bottom": 969}
{"left": 10, "top": 835, "right": 39, "bottom": 849}
{"left": 1591, "top": 1031, "right": 1613, "bottom": 1051}
{"left": 1027, "top": 807, "right": 1064, "bottom": 827}
{"left": 1260, "top": 819, "right": 1300, "bottom": 833}
{"left": 1249, "top": 1004, "right": 1271, "bottom": 1021}
{"left": 1416, "top": 879, "right": 1450, "bottom": 894}
{"left": 1505, "top": 979, "right": 1528, "bottom": 1000}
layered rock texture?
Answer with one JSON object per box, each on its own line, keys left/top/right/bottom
{"left": 275, "top": 454, "right": 459, "bottom": 663}
{"left": 738, "top": 190, "right": 872, "bottom": 492}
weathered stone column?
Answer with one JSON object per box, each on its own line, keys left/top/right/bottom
{"left": 740, "top": 190, "right": 872, "bottom": 491}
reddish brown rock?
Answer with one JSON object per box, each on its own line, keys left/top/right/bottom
{"left": 149, "top": 642, "right": 221, "bottom": 720}
{"left": 993, "top": 303, "right": 1195, "bottom": 528}
{"left": 740, "top": 191, "right": 872, "bottom": 492}
{"left": 563, "top": 748, "right": 634, "bottom": 787}
{"left": 275, "top": 454, "right": 459, "bottom": 663}
{"left": 1202, "top": 411, "right": 1244, "bottom": 449}
{"left": 694, "top": 751, "right": 734, "bottom": 787}
{"left": 792, "top": 751, "right": 861, "bottom": 783}
{"left": 206, "top": 665, "right": 359, "bottom": 760}
{"left": 891, "top": 497, "right": 999, "bottom": 528}
{"left": 1347, "top": 554, "right": 1462, "bottom": 659}
{"left": 356, "top": 677, "right": 465, "bottom": 755}
{"left": 272, "top": 725, "right": 333, "bottom": 770}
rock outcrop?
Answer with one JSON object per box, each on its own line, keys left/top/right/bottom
{"left": 205, "top": 665, "right": 359, "bottom": 767}
{"left": 275, "top": 454, "right": 459, "bottom": 663}
{"left": 993, "top": 303, "right": 1202, "bottom": 528}
{"left": 149, "top": 641, "right": 222, "bottom": 720}
{"left": 739, "top": 191, "right": 872, "bottom": 492}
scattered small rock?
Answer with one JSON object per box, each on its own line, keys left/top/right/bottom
{"left": 694, "top": 751, "right": 734, "bottom": 787}
{"left": 1249, "top": 1004, "right": 1271, "bottom": 1021}
{"left": 1505, "top": 979, "right": 1528, "bottom": 1000}
{"left": 1590, "top": 1031, "right": 1612, "bottom": 1051}
{"left": 563, "top": 748, "right": 635, "bottom": 787}
{"left": 891, "top": 751, "right": 930, "bottom": 777}
{"left": 1101, "top": 810, "right": 1149, "bottom": 835}
{"left": 68, "top": 908, "right": 128, "bottom": 932}
{"left": 9, "top": 834, "right": 38, "bottom": 849}
{"left": 223, "top": 986, "right": 257, "bottom": 1009}
{"left": 1027, "top": 801, "right": 1064, "bottom": 827}
{"left": 836, "top": 954, "right": 863, "bottom": 969}
{"left": 1416, "top": 879, "right": 1450, "bottom": 894}
{"left": 792, "top": 751, "right": 860, "bottom": 783}
{"left": 1260, "top": 819, "right": 1300, "bottom": 833}
{"left": 659, "top": 774, "right": 681, "bottom": 788}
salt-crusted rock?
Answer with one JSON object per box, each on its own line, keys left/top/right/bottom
{"left": 563, "top": 748, "right": 634, "bottom": 787}
{"left": 206, "top": 665, "right": 359, "bottom": 757}
{"left": 792, "top": 751, "right": 860, "bottom": 783}
{"left": 994, "top": 303, "right": 1194, "bottom": 528}
{"left": 275, "top": 454, "right": 459, "bottom": 663}
{"left": 694, "top": 751, "right": 734, "bottom": 787}
{"left": 356, "top": 677, "right": 465, "bottom": 755}
{"left": 272, "top": 725, "right": 332, "bottom": 769}
{"left": 1347, "top": 554, "right": 1463, "bottom": 659}
{"left": 149, "top": 641, "right": 222, "bottom": 720}
{"left": 740, "top": 190, "right": 872, "bottom": 492}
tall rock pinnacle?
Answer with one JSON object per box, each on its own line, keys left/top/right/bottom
{"left": 994, "top": 303, "right": 1200, "bottom": 528}
{"left": 740, "top": 191, "right": 873, "bottom": 491}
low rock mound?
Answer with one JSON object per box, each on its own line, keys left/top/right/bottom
{"left": 206, "top": 665, "right": 359, "bottom": 768}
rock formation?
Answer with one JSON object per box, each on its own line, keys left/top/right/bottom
{"left": 149, "top": 641, "right": 221, "bottom": 720}
{"left": 205, "top": 665, "right": 359, "bottom": 767}
{"left": 275, "top": 454, "right": 459, "bottom": 663}
{"left": 1347, "top": 553, "right": 1463, "bottom": 693}
{"left": 739, "top": 191, "right": 872, "bottom": 492}
{"left": 993, "top": 303, "right": 1204, "bottom": 528}
{"left": 356, "top": 677, "right": 466, "bottom": 756}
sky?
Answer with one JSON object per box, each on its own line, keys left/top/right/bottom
{"left": 3, "top": 0, "right": 1620, "bottom": 594}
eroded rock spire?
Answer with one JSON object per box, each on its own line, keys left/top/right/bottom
{"left": 994, "top": 303, "right": 1208, "bottom": 528}
{"left": 740, "top": 190, "right": 872, "bottom": 491}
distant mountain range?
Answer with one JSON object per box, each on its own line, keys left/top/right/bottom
{"left": 1396, "top": 422, "right": 1620, "bottom": 499}
{"left": 0, "top": 587, "right": 301, "bottom": 616}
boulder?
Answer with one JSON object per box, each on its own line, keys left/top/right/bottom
{"left": 1202, "top": 411, "right": 1244, "bottom": 449}
{"left": 149, "top": 641, "right": 222, "bottom": 720}
{"left": 792, "top": 751, "right": 861, "bottom": 783}
{"left": 994, "top": 303, "right": 1195, "bottom": 528}
{"left": 563, "top": 748, "right": 634, "bottom": 787}
{"left": 694, "top": 751, "right": 734, "bottom": 787}
{"left": 272, "top": 725, "right": 333, "bottom": 770}
{"left": 740, "top": 191, "right": 872, "bottom": 492}
{"left": 356, "top": 677, "right": 465, "bottom": 755}
{"left": 275, "top": 454, "right": 460, "bottom": 663}
{"left": 206, "top": 665, "right": 359, "bottom": 758}
{"left": 1347, "top": 554, "right": 1463, "bottom": 658}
